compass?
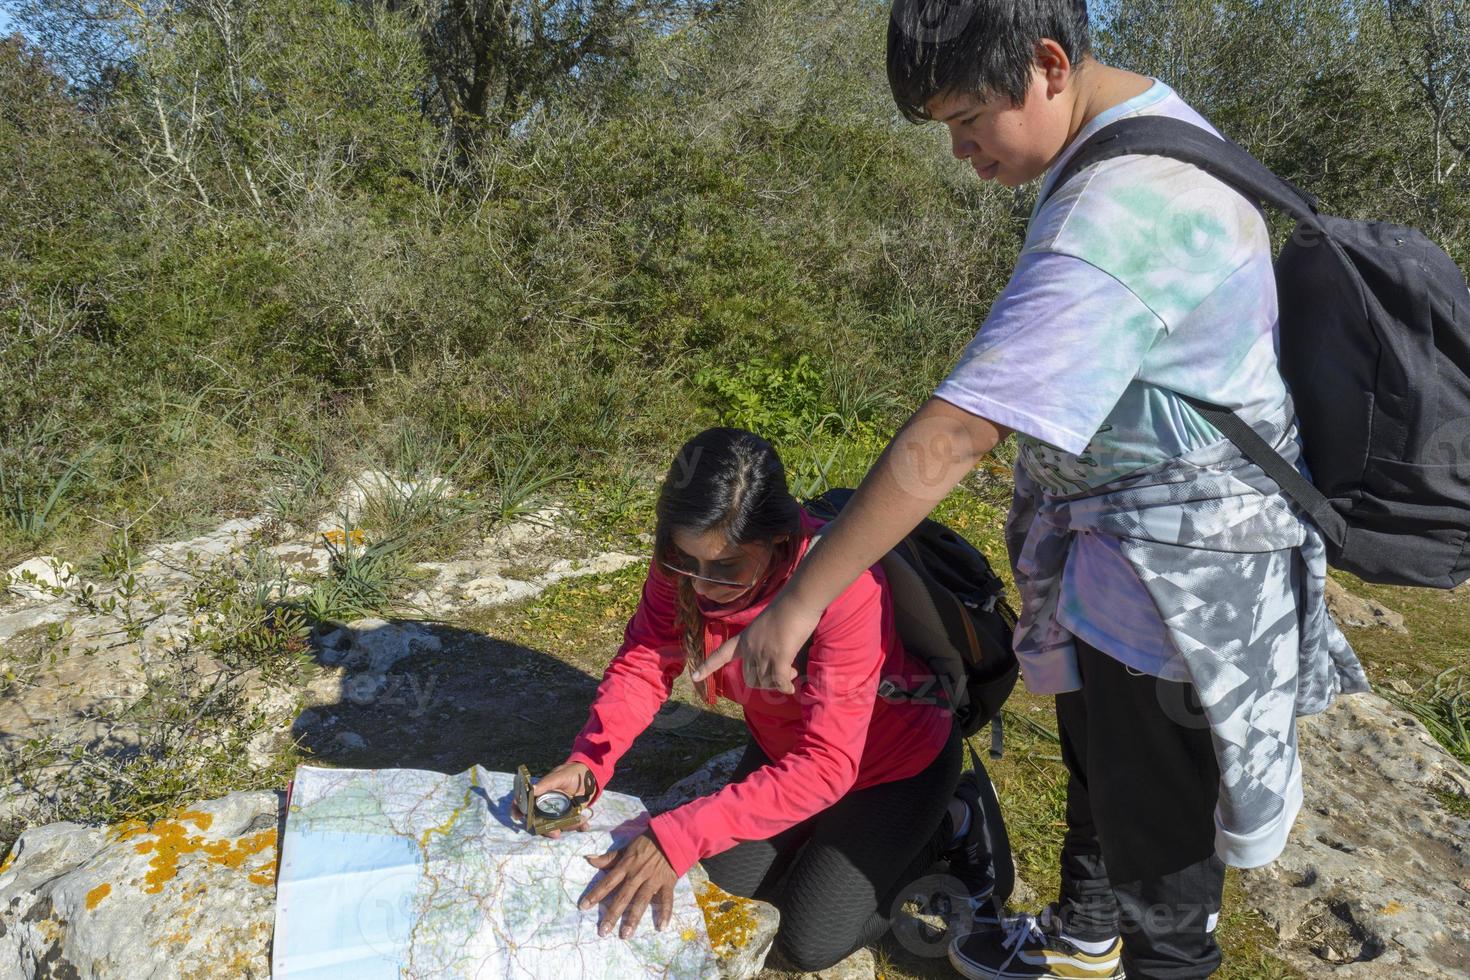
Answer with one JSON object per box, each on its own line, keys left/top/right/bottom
{"left": 514, "top": 765, "right": 586, "bottom": 836}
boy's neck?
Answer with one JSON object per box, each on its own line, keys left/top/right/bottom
{"left": 1061, "top": 59, "right": 1156, "bottom": 153}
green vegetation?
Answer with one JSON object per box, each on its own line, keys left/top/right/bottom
{"left": 4, "top": 0, "right": 1460, "bottom": 571}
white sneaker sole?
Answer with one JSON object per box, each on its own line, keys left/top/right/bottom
{"left": 947, "top": 945, "right": 1126, "bottom": 980}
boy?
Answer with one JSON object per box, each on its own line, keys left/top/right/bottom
{"left": 691, "top": 1, "right": 1369, "bottom": 977}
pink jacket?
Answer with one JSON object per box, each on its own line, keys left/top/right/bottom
{"left": 567, "top": 509, "right": 954, "bottom": 877}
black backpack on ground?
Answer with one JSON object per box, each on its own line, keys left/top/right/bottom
{"left": 1048, "top": 116, "right": 1470, "bottom": 590}
{"left": 803, "top": 488, "right": 1020, "bottom": 739}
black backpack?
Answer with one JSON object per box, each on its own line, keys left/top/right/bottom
{"left": 802, "top": 489, "right": 1020, "bottom": 740}
{"left": 803, "top": 489, "right": 1018, "bottom": 908}
{"left": 1049, "top": 116, "right": 1470, "bottom": 590}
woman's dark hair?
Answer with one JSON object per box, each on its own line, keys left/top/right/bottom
{"left": 887, "top": 0, "right": 1091, "bottom": 121}
{"left": 653, "top": 428, "right": 805, "bottom": 694}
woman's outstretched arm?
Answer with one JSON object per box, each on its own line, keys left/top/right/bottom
{"left": 565, "top": 565, "right": 686, "bottom": 795}
{"left": 691, "top": 397, "right": 1011, "bottom": 693}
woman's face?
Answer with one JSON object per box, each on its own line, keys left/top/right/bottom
{"left": 667, "top": 527, "right": 783, "bottom": 607}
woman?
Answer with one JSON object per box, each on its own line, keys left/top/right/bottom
{"left": 520, "top": 427, "right": 996, "bottom": 971}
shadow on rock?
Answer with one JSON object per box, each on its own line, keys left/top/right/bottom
{"left": 292, "top": 618, "right": 749, "bottom": 802}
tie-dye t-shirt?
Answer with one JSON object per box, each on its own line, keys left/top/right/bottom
{"left": 933, "top": 80, "right": 1294, "bottom": 677}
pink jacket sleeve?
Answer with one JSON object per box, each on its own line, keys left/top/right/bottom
{"left": 646, "top": 572, "right": 887, "bottom": 877}
{"left": 566, "top": 564, "right": 686, "bottom": 797}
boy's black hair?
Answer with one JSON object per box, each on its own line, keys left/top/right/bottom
{"left": 887, "top": 0, "right": 1092, "bottom": 121}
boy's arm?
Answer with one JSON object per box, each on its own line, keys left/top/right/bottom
{"left": 691, "top": 396, "right": 1012, "bottom": 693}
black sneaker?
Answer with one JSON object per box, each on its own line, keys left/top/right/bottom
{"left": 942, "top": 751, "right": 1014, "bottom": 916}
{"left": 950, "top": 905, "right": 1125, "bottom": 980}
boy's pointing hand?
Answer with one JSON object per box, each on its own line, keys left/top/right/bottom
{"left": 690, "top": 596, "right": 819, "bottom": 694}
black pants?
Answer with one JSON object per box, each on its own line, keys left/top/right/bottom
{"left": 1055, "top": 638, "right": 1227, "bottom": 980}
{"left": 700, "top": 721, "right": 962, "bottom": 972}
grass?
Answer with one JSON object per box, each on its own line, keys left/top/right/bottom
{"left": 487, "top": 432, "right": 577, "bottom": 525}
{"left": 0, "top": 449, "right": 92, "bottom": 545}
{"left": 294, "top": 521, "right": 416, "bottom": 625}
{"left": 262, "top": 435, "right": 335, "bottom": 530}
{"left": 1325, "top": 567, "right": 1470, "bottom": 686}
{"left": 1380, "top": 666, "right": 1470, "bottom": 765}
{"left": 567, "top": 463, "right": 659, "bottom": 551}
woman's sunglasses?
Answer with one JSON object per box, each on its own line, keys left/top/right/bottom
{"left": 657, "top": 559, "right": 755, "bottom": 590}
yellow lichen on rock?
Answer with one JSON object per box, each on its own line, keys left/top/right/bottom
{"left": 173, "top": 810, "right": 214, "bottom": 831}
{"left": 0, "top": 849, "right": 15, "bottom": 875}
{"left": 208, "top": 830, "right": 275, "bottom": 871}
{"left": 108, "top": 818, "right": 149, "bottom": 843}
{"left": 247, "top": 860, "right": 276, "bottom": 887}
{"left": 694, "top": 880, "right": 759, "bottom": 951}
{"left": 85, "top": 882, "right": 112, "bottom": 910}
{"left": 113, "top": 810, "right": 277, "bottom": 894}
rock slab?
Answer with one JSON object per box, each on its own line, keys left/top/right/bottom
{"left": 0, "top": 791, "right": 280, "bottom": 979}
{"left": 1324, "top": 578, "right": 1408, "bottom": 633}
{"left": 4, "top": 557, "right": 79, "bottom": 601}
{"left": 0, "top": 781, "right": 781, "bottom": 979}
{"left": 1240, "top": 692, "right": 1470, "bottom": 977}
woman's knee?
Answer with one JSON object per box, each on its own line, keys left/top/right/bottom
{"left": 700, "top": 844, "right": 776, "bottom": 901}
{"left": 701, "top": 861, "right": 756, "bottom": 899}
{"left": 771, "top": 933, "right": 857, "bottom": 974}
{"left": 769, "top": 905, "right": 867, "bottom": 972}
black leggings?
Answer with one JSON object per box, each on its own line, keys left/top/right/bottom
{"left": 700, "top": 722, "right": 962, "bottom": 972}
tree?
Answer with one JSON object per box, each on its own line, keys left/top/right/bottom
{"left": 0, "top": 0, "right": 144, "bottom": 102}
{"left": 377, "top": 0, "right": 712, "bottom": 149}
{"left": 1385, "top": 0, "right": 1470, "bottom": 186}
{"left": 104, "top": 0, "right": 433, "bottom": 213}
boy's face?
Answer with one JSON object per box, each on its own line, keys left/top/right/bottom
{"left": 926, "top": 63, "right": 1075, "bottom": 188}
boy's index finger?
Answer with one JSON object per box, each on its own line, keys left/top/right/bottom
{"left": 689, "top": 634, "right": 739, "bottom": 682}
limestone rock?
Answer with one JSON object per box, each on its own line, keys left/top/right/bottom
{"left": 328, "top": 730, "right": 368, "bottom": 752}
{"left": 0, "top": 789, "right": 778, "bottom": 980}
{"left": 5, "top": 558, "right": 79, "bottom": 601}
{"left": 0, "top": 602, "right": 71, "bottom": 643}
{"left": 342, "top": 617, "right": 443, "bottom": 674}
{"left": 793, "top": 946, "right": 876, "bottom": 979}
{"left": 137, "top": 517, "right": 268, "bottom": 576}
{"left": 314, "top": 626, "right": 350, "bottom": 652}
{"left": 1324, "top": 578, "right": 1408, "bottom": 633}
{"left": 1239, "top": 692, "right": 1470, "bottom": 976}
{"left": 407, "top": 550, "right": 642, "bottom": 615}
{"left": 647, "top": 747, "right": 746, "bottom": 815}
{"left": 0, "top": 790, "right": 281, "bottom": 979}
{"left": 688, "top": 864, "right": 780, "bottom": 980}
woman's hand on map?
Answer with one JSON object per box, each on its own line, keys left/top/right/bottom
{"left": 580, "top": 831, "right": 677, "bottom": 939}
{"left": 511, "top": 760, "right": 594, "bottom": 838}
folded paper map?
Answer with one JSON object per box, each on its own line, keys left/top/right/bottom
{"left": 272, "top": 765, "right": 719, "bottom": 978}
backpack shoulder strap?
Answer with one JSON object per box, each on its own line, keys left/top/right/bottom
{"left": 1174, "top": 395, "right": 1347, "bottom": 548}
{"left": 1043, "top": 115, "right": 1321, "bottom": 226}
{"left": 1042, "top": 116, "right": 1348, "bottom": 551}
